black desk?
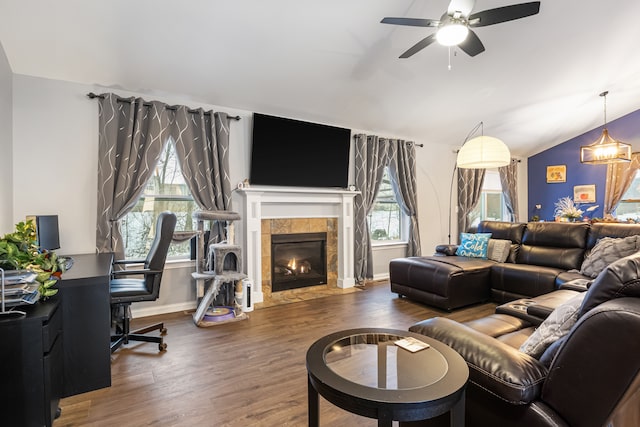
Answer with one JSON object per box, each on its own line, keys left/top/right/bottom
{"left": 0, "top": 253, "right": 113, "bottom": 426}
{"left": 58, "top": 252, "right": 113, "bottom": 397}
{"left": 0, "top": 299, "right": 62, "bottom": 427}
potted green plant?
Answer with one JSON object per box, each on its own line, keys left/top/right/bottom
{"left": 0, "top": 220, "right": 66, "bottom": 298}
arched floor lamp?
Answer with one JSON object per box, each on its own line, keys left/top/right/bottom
{"left": 448, "top": 122, "right": 511, "bottom": 243}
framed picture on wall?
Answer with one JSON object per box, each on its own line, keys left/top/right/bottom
{"left": 574, "top": 184, "right": 596, "bottom": 203}
{"left": 546, "top": 165, "right": 566, "bottom": 183}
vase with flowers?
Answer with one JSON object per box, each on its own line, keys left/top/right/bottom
{"left": 554, "top": 196, "right": 584, "bottom": 222}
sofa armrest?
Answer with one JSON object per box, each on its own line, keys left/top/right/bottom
{"left": 435, "top": 244, "right": 458, "bottom": 256}
{"left": 409, "top": 317, "right": 548, "bottom": 404}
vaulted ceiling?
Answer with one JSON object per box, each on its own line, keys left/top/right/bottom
{"left": 1, "top": 0, "right": 640, "bottom": 157}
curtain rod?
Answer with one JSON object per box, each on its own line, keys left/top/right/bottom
{"left": 353, "top": 134, "right": 423, "bottom": 147}
{"left": 86, "top": 92, "right": 241, "bottom": 121}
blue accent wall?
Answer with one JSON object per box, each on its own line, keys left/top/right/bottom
{"left": 528, "top": 108, "right": 640, "bottom": 221}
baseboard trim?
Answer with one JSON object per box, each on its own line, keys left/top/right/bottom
{"left": 131, "top": 301, "right": 197, "bottom": 319}
{"left": 373, "top": 273, "right": 390, "bottom": 282}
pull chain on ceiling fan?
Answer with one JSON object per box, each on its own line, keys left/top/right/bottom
{"left": 381, "top": 0, "right": 541, "bottom": 58}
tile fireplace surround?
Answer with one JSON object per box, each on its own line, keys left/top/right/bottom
{"left": 236, "top": 186, "right": 357, "bottom": 306}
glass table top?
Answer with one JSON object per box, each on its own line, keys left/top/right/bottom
{"left": 323, "top": 332, "right": 448, "bottom": 391}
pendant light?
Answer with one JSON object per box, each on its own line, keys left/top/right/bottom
{"left": 580, "top": 91, "right": 631, "bottom": 164}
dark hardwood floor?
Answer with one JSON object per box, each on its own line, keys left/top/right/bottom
{"left": 55, "top": 281, "right": 495, "bottom": 426}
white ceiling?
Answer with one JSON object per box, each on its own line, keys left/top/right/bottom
{"left": 2, "top": 0, "right": 640, "bottom": 157}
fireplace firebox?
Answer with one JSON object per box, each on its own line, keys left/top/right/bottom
{"left": 271, "top": 232, "right": 327, "bottom": 292}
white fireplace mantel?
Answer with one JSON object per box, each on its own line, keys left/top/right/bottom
{"left": 236, "top": 186, "right": 357, "bottom": 304}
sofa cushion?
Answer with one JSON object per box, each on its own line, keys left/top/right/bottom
{"left": 456, "top": 232, "right": 492, "bottom": 258}
{"left": 517, "top": 222, "right": 588, "bottom": 270}
{"left": 580, "top": 235, "right": 640, "bottom": 278}
{"left": 497, "top": 326, "right": 537, "bottom": 349}
{"left": 579, "top": 251, "right": 640, "bottom": 318}
{"left": 519, "top": 292, "right": 586, "bottom": 359}
{"left": 487, "top": 238, "right": 511, "bottom": 263}
{"left": 586, "top": 222, "right": 640, "bottom": 250}
{"left": 478, "top": 221, "right": 526, "bottom": 263}
{"left": 490, "top": 263, "right": 564, "bottom": 303}
{"left": 389, "top": 256, "right": 493, "bottom": 310}
{"left": 522, "top": 222, "right": 589, "bottom": 248}
{"left": 464, "top": 313, "right": 530, "bottom": 338}
{"left": 525, "top": 288, "right": 583, "bottom": 320}
{"left": 410, "top": 317, "right": 548, "bottom": 404}
{"left": 477, "top": 220, "right": 525, "bottom": 243}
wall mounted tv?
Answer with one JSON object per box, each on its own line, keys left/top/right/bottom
{"left": 250, "top": 113, "right": 351, "bottom": 188}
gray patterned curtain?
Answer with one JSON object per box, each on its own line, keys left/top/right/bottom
{"left": 457, "top": 168, "right": 486, "bottom": 240}
{"left": 96, "top": 94, "right": 169, "bottom": 258}
{"left": 354, "top": 134, "right": 390, "bottom": 283}
{"left": 499, "top": 159, "right": 519, "bottom": 222}
{"left": 96, "top": 93, "right": 233, "bottom": 258}
{"left": 172, "top": 108, "right": 232, "bottom": 242}
{"left": 388, "top": 140, "right": 421, "bottom": 256}
{"left": 604, "top": 153, "right": 640, "bottom": 217}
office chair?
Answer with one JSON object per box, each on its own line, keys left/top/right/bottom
{"left": 110, "top": 211, "right": 177, "bottom": 353}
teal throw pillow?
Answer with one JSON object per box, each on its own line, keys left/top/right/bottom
{"left": 456, "top": 233, "right": 492, "bottom": 258}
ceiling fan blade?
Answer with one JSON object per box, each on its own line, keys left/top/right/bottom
{"left": 381, "top": 17, "right": 440, "bottom": 27}
{"left": 458, "top": 30, "right": 485, "bottom": 57}
{"left": 399, "top": 34, "right": 437, "bottom": 58}
{"left": 448, "top": 0, "right": 476, "bottom": 18}
{"left": 468, "top": 1, "right": 540, "bottom": 28}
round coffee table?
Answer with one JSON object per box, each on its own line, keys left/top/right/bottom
{"left": 306, "top": 328, "right": 469, "bottom": 427}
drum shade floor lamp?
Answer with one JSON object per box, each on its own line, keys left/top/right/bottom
{"left": 448, "top": 122, "right": 511, "bottom": 243}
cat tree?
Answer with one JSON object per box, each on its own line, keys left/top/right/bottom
{"left": 191, "top": 210, "right": 248, "bottom": 326}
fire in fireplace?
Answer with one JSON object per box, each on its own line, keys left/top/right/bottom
{"left": 271, "top": 232, "right": 327, "bottom": 292}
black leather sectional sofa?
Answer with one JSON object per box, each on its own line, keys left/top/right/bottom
{"left": 389, "top": 220, "right": 640, "bottom": 311}
{"left": 403, "top": 242, "right": 640, "bottom": 427}
{"left": 391, "top": 220, "right": 640, "bottom": 426}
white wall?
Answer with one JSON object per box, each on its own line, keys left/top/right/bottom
{"left": 11, "top": 74, "right": 527, "bottom": 314}
{"left": 0, "top": 41, "right": 12, "bottom": 233}
{"left": 13, "top": 77, "right": 99, "bottom": 251}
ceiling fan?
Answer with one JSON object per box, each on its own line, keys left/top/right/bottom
{"left": 381, "top": 0, "right": 540, "bottom": 58}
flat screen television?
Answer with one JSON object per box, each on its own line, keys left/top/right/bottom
{"left": 250, "top": 113, "right": 351, "bottom": 188}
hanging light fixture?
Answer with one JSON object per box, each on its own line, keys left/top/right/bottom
{"left": 456, "top": 122, "right": 511, "bottom": 169}
{"left": 580, "top": 91, "right": 631, "bottom": 164}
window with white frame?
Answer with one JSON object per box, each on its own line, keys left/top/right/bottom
{"left": 121, "top": 142, "right": 198, "bottom": 260}
{"left": 368, "top": 167, "right": 407, "bottom": 243}
{"left": 468, "top": 170, "right": 509, "bottom": 228}
{"left": 615, "top": 169, "right": 640, "bottom": 221}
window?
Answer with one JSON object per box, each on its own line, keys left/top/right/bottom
{"left": 121, "top": 142, "right": 197, "bottom": 260}
{"left": 469, "top": 170, "right": 508, "bottom": 228}
{"left": 368, "top": 168, "right": 406, "bottom": 243}
{"left": 616, "top": 170, "right": 640, "bottom": 221}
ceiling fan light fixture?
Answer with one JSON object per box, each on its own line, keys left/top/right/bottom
{"left": 457, "top": 135, "right": 511, "bottom": 169}
{"left": 436, "top": 22, "right": 469, "bottom": 46}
